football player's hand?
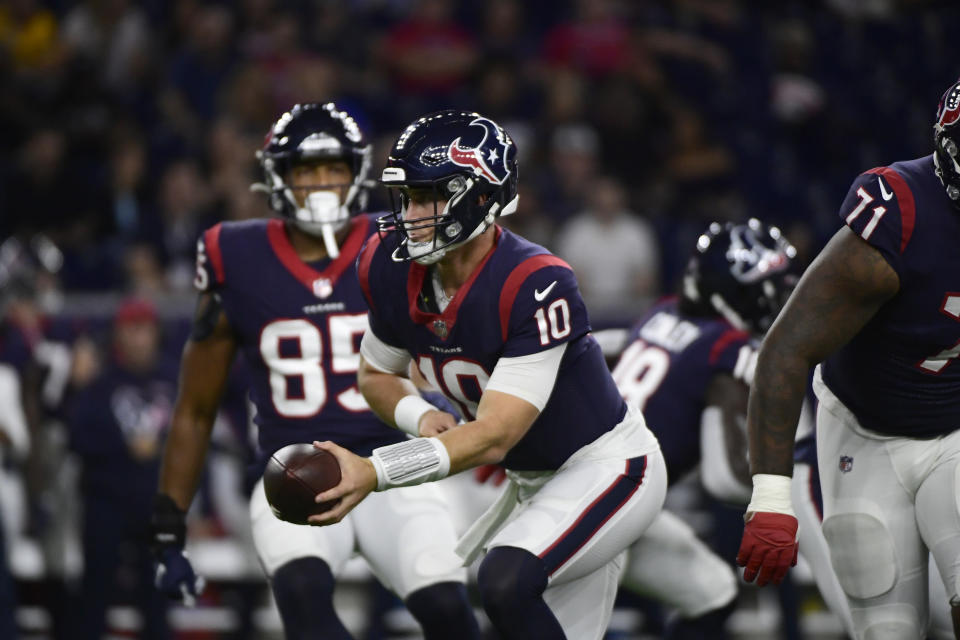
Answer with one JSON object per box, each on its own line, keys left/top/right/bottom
{"left": 150, "top": 494, "right": 205, "bottom": 606}
{"left": 474, "top": 464, "right": 507, "bottom": 487}
{"left": 417, "top": 410, "right": 458, "bottom": 437}
{"left": 736, "top": 511, "right": 799, "bottom": 586}
{"left": 308, "top": 440, "right": 377, "bottom": 526}
{"left": 155, "top": 548, "right": 205, "bottom": 606}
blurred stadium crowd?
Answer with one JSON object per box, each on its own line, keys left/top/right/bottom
{"left": 1, "top": 0, "right": 959, "bottom": 638}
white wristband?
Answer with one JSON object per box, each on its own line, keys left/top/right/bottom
{"left": 369, "top": 437, "right": 451, "bottom": 491}
{"left": 393, "top": 395, "right": 435, "bottom": 437}
{"left": 745, "top": 473, "right": 795, "bottom": 517}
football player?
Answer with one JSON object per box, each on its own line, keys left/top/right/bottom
{"left": 739, "top": 77, "right": 960, "bottom": 639}
{"left": 0, "top": 235, "right": 79, "bottom": 640}
{"left": 0, "top": 238, "right": 36, "bottom": 640}
{"left": 308, "top": 110, "right": 668, "bottom": 640}
{"left": 611, "top": 220, "right": 857, "bottom": 637}
{"left": 150, "top": 103, "right": 480, "bottom": 640}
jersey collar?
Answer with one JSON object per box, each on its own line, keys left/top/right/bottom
{"left": 406, "top": 226, "right": 502, "bottom": 340}
{"left": 267, "top": 216, "right": 370, "bottom": 298}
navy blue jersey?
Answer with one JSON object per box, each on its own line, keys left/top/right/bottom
{"left": 821, "top": 155, "right": 960, "bottom": 438}
{"left": 195, "top": 215, "right": 405, "bottom": 460}
{"left": 611, "top": 298, "right": 754, "bottom": 481}
{"left": 1, "top": 317, "right": 81, "bottom": 417}
{"left": 358, "top": 226, "right": 627, "bottom": 472}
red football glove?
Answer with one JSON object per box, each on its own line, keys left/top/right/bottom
{"left": 736, "top": 512, "right": 799, "bottom": 586}
{"left": 474, "top": 464, "right": 507, "bottom": 487}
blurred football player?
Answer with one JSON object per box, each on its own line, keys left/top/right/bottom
{"left": 0, "top": 238, "right": 35, "bottom": 580}
{"left": 0, "top": 234, "right": 79, "bottom": 640}
{"left": 739, "top": 77, "right": 960, "bottom": 639}
{"left": 0, "top": 341, "right": 26, "bottom": 640}
{"left": 610, "top": 220, "right": 857, "bottom": 637}
{"left": 309, "top": 110, "right": 667, "bottom": 640}
{"left": 150, "top": 103, "right": 480, "bottom": 640}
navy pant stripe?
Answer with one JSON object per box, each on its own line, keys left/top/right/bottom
{"left": 538, "top": 455, "right": 647, "bottom": 575}
{"left": 807, "top": 455, "right": 824, "bottom": 522}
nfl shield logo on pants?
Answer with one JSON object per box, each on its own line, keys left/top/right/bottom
{"left": 839, "top": 455, "right": 853, "bottom": 473}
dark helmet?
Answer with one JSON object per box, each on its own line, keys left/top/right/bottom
{"left": 680, "top": 219, "right": 797, "bottom": 335}
{"left": 934, "top": 77, "right": 960, "bottom": 208}
{"left": 253, "top": 103, "right": 372, "bottom": 256}
{"left": 378, "top": 110, "right": 519, "bottom": 264}
{"left": 0, "top": 234, "right": 63, "bottom": 312}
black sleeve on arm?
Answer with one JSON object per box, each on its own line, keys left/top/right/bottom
{"left": 191, "top": 293, "right": 230, "bottom": 341}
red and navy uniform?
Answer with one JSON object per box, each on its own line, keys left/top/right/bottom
{"left": 1, "top": 315, "right": 82, "bottom": 421}
{"left": 612, "top": 297, "right": 753, "bottom": 481}
{"left": 0, "top": 314, "right": 77, "bottom": 372}
{"left": 821, "top": 155, "right": 960, "bottom": 438}
{"left": 195, "top": 214, "right": 405, "bottom": 463}
{"left": 358, "top": 226, "right": 627, "bottom": 472}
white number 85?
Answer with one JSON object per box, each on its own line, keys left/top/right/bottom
{"left": 259, "top": 316, "right": 368, "bottom": 417}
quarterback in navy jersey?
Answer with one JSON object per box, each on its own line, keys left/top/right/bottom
{"left": 150, "top": 103, "right": 479, "bottom": 640}
{"left": 309, "top": 110, "right": 666, "bottom": 640}
{"left": 740, "top": 78, "right": 960, "bottom": 639}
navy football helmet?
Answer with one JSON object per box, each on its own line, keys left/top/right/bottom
{"left": 680, "top": 219, "right": 796, "bottom": 335}
{"left": 0, "top": 234, "right": 63, "bottom": 313}
{"left": 934, "top": 77, "right": 960, "bottom": 208}
{"left": 378, "top": 110, "right": 519, "bottom": 264}
{"left": 253, "top": 102, "right": 372, "bottom": 257}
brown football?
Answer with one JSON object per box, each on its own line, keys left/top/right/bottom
{"left": 263, "top": 443, "right": 341, "bottom": 525}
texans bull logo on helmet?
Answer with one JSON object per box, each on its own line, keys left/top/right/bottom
{"left": 937, "top": 79, "right": 960, "bottom": 129}
{"left": 447, "top": 117, "right": 512, "bottom": 185}
{"left": 726, "top": 224, "right": 790, "bottom": 284}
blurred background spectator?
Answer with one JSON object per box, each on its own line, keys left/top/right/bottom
{"left": 67, "top": 298, "right": 175, "bottom": 640}
{"left": 1, "top": 1, "right": 958, "bottom": 638}
{"left": 554, "top": 175, "right": 659, "bottom": 321}
{"left": 2, "top": 0, "right": 955, "bottom": 312}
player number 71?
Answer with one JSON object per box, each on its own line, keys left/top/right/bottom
{"left": 845, "top": 186, "right": 886, "bottom": 241}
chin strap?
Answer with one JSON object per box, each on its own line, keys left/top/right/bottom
{"left": 407, "top": 210, "right": 500, "bottom": 265}
{"left": 390, "top": 192, "right": 519, "bottom": 265}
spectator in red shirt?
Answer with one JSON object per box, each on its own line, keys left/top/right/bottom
{"left": 380, "top": 0, "right": 477, "bottom": 97}
{"left": 541, "top": 0, "right": 632, "bottom": 77}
